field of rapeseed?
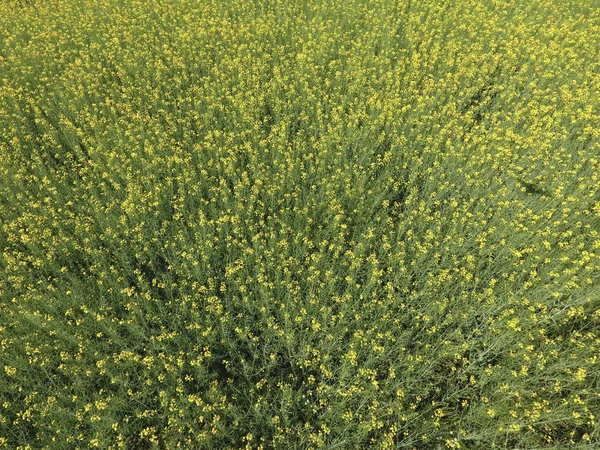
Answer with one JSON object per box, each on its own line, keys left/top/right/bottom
{"left": 1, "top": 0, "right": 600, "bottom": 448}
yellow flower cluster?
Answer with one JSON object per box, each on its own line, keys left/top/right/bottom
{"left": 1, "top": 0, "right": 599, "bottom": 448}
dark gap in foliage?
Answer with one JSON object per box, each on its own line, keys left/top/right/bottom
{"left": 517, "top": 178, "right": 551, "bottom": 196}
{"left": 459, "top": 63, "right": 503, "bottom": 141}
{"left": 260, "top": 100, "right": 275, "bottom": 137}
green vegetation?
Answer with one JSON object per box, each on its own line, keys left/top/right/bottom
{"left": 1, "top": 0, "right": 599, "bottom": 448}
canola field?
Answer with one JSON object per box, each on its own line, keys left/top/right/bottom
{"left": 1, "top": 0, "right": 600, "bottom": 448}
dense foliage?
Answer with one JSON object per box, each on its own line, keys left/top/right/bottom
{"left": 1, "top": 0, "right": 599, "bottom": 448}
